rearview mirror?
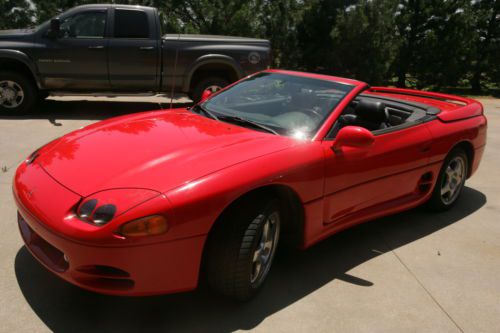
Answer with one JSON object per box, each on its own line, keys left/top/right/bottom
{"left": 200, "top": 88, "right": 214, "bottom": 102}
{"left": 48, "top": 18, "right": 61, "bottom": 38}
{"left": 332, "top": 126, "right": 374, "bottom": 153}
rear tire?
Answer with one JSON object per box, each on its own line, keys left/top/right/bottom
{"left": 205, "top": 196, "right": 280, "bottom": 301}
{"left": 190, "top": 77, "right": 229, "bottom": 103}
{"left": 427, "top": 147, "right": 468, "bottom": 211}
{"left": 0, "top": 71, "right": 38, "bottom": 116}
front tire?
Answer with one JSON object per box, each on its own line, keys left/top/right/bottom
{"left": 205, "top": 197, "right": 280, "bottom": 301}
{"left": 427, "top": 148, "right": 468, "bottom": 211}
{"left": 0, "top": 71, "right": 38, "bottom": 116}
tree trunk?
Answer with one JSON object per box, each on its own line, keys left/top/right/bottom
{"left": 471, "top": 71, "right": 482, "bottom": 94}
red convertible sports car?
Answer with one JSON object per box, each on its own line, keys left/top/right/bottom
{"left": 14, "top": 70, "right": 487, "bottom": 300}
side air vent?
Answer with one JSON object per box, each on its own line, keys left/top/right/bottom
{"left": 418, "top": 172, "right": 434, "bottom": 193}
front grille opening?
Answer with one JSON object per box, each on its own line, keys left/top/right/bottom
{"left": 75, "top": 276, "right": 135, "bottom": 291}
{"left": 18, "top": 214, "right": 69, "bottom": 273}
{"left": 76, "top": 265, "right": 130, "bottom": 278}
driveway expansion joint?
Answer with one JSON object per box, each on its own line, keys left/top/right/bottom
{"left": 379, "top": 233, "right": 465, "bottom": 333}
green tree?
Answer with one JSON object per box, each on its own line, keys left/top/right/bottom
{"left": 165, "top": 0, "right": 259, "bottom": 35}
{"left": 412, "top": 0, "right": 475, "bottom": 89}
{"left": 297, "top": 0, "right": 356, "bottom": 73}
{"left": 329, "top": 0, "right": 400, "bottom": 85}
{"left": 392, "top": 0, "right": 431, "bottom": 87}
{"left": 257, "top": 0, "right": 310, "bottom": 68}
{"left": 469, "top": 0, "right": 499, "bottom": 92}
{"left": 0, "top": 0, "right": 34, "bottom": 29}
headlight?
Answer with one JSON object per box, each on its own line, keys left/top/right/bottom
{"left": 76, "top": 199, "right": 116, "bottom": 226}
{"left": 116, "top": 215, "right": 168, "bottom": 237}
{"left": 74, "top": 188, "right": 159, "bottom": 227}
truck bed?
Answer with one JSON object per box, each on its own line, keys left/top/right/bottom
{"left": 163, "top": 34, "right": 270, "bottom": 44}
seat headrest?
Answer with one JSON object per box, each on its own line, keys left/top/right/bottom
{"left": 355, "top": 100, "right": 387, "bottom": 122}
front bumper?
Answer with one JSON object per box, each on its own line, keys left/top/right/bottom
{"left": 13, "top": 163, "right": 205, "bottom": 296}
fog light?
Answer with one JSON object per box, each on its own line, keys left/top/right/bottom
{"left": 117, "top": 215, "right": 168, "bottom": 237}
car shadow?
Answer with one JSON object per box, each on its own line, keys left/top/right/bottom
{"left": 0, "top": 98, "right": 193, "bottom": 124}
{"left": 14, "top": 187, "right": 486, "bottom": 333}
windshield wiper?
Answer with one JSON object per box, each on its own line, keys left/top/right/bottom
{"left": 217, "top": 115, "right": 279, "bottom": 135}
{"left": 190, "top": 104, "right": 219, "bottom": 121}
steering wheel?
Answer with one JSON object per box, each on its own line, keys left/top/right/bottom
{"left": 302, "top": 107, "right": 323, "bottom": 121}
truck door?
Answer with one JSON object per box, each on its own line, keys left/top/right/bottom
{"left": 37, "top": 9, "right": 110, "bottom": 90}
{"left": 107, "top": 8, "right": 160, "bottom": 91}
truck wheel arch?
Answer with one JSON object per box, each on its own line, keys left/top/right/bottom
{"left": 184, "top": 55, "right": 245, "bottom": 93}
{"left": 0, "top": 50, "right": 41, "bottom": 89}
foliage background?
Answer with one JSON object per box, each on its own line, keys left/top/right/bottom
{"left": 1, "top": 0, "right": 499, "bottom": 93}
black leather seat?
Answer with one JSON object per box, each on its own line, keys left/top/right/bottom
{"left": 339, "top": 100, "right": 389, "bottom": 131}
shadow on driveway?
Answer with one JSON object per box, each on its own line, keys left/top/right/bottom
{"left": 14, "top": 187, "right": 486, "bottom": 333}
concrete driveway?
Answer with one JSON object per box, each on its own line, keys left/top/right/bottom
{"left": 0, "top": 96, "right": 498, "bottom": 333}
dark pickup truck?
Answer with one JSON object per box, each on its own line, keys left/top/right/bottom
{"left": 0, "top": 4, "right": 271, "bottom": 114}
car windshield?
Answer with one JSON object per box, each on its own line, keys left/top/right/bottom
{"left": 201, "top": 72, "right": 354, "bottom": 138}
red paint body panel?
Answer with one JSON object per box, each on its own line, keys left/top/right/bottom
{"left": 367, "top": 87, "right": 484, "bottom": 121}
{"left": 13, "top": 70, "right": 487, "bottom": 296}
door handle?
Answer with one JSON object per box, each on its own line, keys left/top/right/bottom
{"left": 139, "top": 46, "right": 155, "bottom": 51}
{"left": 88, "top": 45, "right": 105, "bottom": 50}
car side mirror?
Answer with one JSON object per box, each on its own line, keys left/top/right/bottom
{"left": 48, "top": 18, "right": 61, "bottom": 38}
{"left": 200, "top": 88, "right": 214, "bottom": 102}
{"left": 332, "top": 126, "right": 374, "bottom": 153}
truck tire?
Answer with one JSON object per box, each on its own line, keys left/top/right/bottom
{"left": 204, "top": 196, "right": 281, "bottom": 301}
{"left": 38, "top": 91, "right": 50, "bottom": 102}
{"left": 190, "top": 77, "right": 229, "bottom": 103}
{"left": 0, "top": 71, "right": 38, "bottom": 116}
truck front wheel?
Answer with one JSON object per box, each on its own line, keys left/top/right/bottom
{"left": 0, "top": 71, "right": 38, "bottom": 116}
{"left": 190, "top": 77, "right": 229, "bottom": 102}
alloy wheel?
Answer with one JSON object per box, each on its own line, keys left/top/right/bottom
{"left": 0, "top": 80, "right": 24, "bottom": 109}
{"left": 250, "top": 211, "right": 280, "bottom": 285}
{"left": 440, "top": 156, "right": 466, "bottom": 205}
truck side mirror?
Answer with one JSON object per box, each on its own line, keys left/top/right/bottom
{"left": 48, "top": 18, "right": 61, "bottom": 38}
{"left": 332, "top": 126, "right": 374, "bottom": 154}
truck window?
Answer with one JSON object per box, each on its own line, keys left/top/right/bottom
{"left": 114, "top": 9, "right": 149, "bottom": 39}
{"left": 60, "top": 11, "right": 107, "bottom": 39}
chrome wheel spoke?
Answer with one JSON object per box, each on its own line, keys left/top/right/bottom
{"left": 441, "top": 156, "right": 466, "bottom": 205}
{"left": 206, "top": 85, "right": 222, "bottom": 93}
{"left": 250, "top": 211, "right": 280, "bottom": 284}
{"left": 0, "top": 80, "right": 24, "bottom": 109}
{"left": 441, "top": 182, "right": 451, "bottom": 196}
{"left": 253, "top": 261, "right": 262, "bottom": 279}
{"left": 253, "top": 245, "right": 262, "bottom": 262}
{"left": 446, "top": 165, "right": 454, "bottom": 178}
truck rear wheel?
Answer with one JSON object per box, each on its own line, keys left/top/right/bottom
{"left": 190, "top": 77, "right": 229, "bottom": 103}
{"left": 0, "top": 71, "right": 38, "bottom": 116}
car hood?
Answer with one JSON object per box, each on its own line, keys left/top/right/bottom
{"left": 37, "top": 109, "right": 297, "bottom": 196}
